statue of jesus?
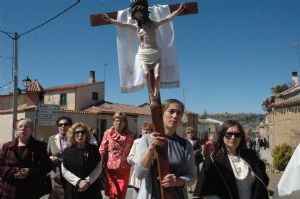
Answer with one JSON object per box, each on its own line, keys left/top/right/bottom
{"left": 103, "top": 0, "right": 185, "bottom": 106}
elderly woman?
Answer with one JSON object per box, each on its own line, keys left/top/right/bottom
{"left": 0, "top": 118, "right": 53, "bottom": 199}
{"left": 127, "top": 121, "right": 153, "bottom": 194}
{"left": 99, "top": 112, "right": 134, "bottom": 199}
{"left": 134, "top": 99, "right": 197, "bottom": 199}
{"left": 193, "top": 120, "right": 269, "bottom": 199}
{"left": 61, "top": 122, "right": 102, "bottom": 199}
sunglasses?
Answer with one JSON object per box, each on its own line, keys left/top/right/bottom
{"left": 58, "top": 123, "right": 70, "bottom": 127}
{"left": 74, "top": 130, "right": 87, "bottom": 135}
{"left": 224, "top": 132, "right": 242, "bottom": 139}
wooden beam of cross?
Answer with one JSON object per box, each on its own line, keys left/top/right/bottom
{"left": 90, "top": 2, "right": 198, "bottom": 199}
{"left": 90, "top": 2, "right": 198, "bottom": 26}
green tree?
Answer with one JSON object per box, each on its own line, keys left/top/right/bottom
{"left": 271, "top": 83, "right": 289, "bottom": 94}
{"left": 272, "top": 143, "right": 294, "bottom": 171}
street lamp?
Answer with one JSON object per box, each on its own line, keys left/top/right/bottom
{"left": 22, "top": 76, "right": 32, "bottom": 91}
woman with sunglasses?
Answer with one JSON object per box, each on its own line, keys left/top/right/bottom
{"left": 193, "top": 120, "right": 269, "bottom": 199}
{"left": 47, "top": 116, "right": 73, "bottom": 199}
{"left": 61, "top": 122, "right": 102, "bottom": 199}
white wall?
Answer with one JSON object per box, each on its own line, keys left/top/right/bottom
{"left": 0, "top": 112, "right": 26, "bottom": 144}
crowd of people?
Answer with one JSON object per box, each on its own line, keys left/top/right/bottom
{"left": 0, "top": 98, "right": 274, "bottom": 199}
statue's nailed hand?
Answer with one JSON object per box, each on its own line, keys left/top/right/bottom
{"left": 102, "top": 14, "right": 110, "bottom": 22}
{"left": 179, "top": 3, "right": 186, "bottom": 11}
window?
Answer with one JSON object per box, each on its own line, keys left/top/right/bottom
{"left": 60, "top": 93, "right": 67, "bottom": 105}
{"left": 39, "top": 94, "right": 44, "bottom": 104}
{"left": 92, "top": 92, "right": 98, "bottom": 100}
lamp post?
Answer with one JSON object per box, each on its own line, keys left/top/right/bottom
{"left": 22, "top": 76, "right": 32, "bottom": 91}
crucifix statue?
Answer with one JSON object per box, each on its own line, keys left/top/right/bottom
{"left": 90, "top": 1, "right": 198, "bottom": 198}
{"left": 103, "top": 1, "right": 185, "bottom": 106}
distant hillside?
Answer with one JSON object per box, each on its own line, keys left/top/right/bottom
{"left": 207, "top": 113, "right": 265, "bottom": 132}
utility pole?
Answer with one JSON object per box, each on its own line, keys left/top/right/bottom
{"left": 0, "top": 1, "right": 80, "bottom": 139}
{"left": 12, "top": 32, "right": 19, "bottom": 138}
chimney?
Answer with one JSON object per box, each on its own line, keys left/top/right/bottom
{"left": 89, "top": 71, "right": 96, "bottom": 83}
{"left": 292, "top": 71, "right": 298, "bottom": 86}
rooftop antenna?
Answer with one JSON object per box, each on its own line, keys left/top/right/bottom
{"left": 292, "top": 41, "right": 300, "bottom": 68}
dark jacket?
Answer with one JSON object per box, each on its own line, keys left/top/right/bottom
{"left": 191, "top": 137, "right": 203, "bottom": 166}
{"left": 193, "top": 148, "right": 269, "bottom": 199}
{"left": 0, "top": 137, "right": 53, "bottom": 199}
{"left": 63, "top": 144, "right": 102, "bottom": 199}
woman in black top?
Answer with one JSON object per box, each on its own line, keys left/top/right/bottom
{"left": 62, "top": 122, "right": 102, "bottom": 199}
{"left": 193, "top": 120, "right": 269, "bottom": 199}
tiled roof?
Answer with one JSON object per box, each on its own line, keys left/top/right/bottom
{"left": 0, "top": 104, "right": 37, "bottom": 114}
{"left": 60, "top": 109, "right": 98, "bottom": 115}
{"left": 44, "top": 82, "right": 103, "bottom": 92}
{"left": 274, "top": 96, "right": 300, "bottom": 108}
{"left": 27, "top": 80, "right": 43, "bottom": 92}
{"left": 84, "top": 102, "right": 151, "bottom": 116}
{"left": 280, "top": 85, "right": 300, "bottom": 96}
{"left": 263, "top": 85, "right": 300, "bottom": 110}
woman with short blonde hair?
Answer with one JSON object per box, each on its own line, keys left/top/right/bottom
{"left": 62, "top": 122, "right": 102, "bottom": 199}
{"left": 67, "top": 122, "right": 91, "bottom": 146}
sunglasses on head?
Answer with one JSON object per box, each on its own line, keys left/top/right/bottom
{"left": 224, "top": 132, "right": 242, "bottom": 139}
{"left": 74, "top": 130, "right": 87, "bottom": 135}
{"left": 58, "top": 123, "right": 69, "bottom": 127}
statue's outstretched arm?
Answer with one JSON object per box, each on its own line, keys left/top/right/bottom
{"left": 155, "top": 3, "right": 185, "bottom": 27}
{"left": 103, "top": 14, "right": 137, "bottom": 30}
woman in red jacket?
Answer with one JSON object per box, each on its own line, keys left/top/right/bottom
{"left": 99, "top": 112, "right": 134, "bottom": 199}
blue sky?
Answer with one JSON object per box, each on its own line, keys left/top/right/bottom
{"left": 1, "top": 0, "right": 300, "bottom": 114}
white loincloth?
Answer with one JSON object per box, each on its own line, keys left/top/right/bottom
{"left": 138, "top": 48, "right": 161, "bottom": 66}
{"left": 116, "top": 5, "right": 180, "bottom": 93}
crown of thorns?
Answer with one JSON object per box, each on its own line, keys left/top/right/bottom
{"left": 130, "top": 0, "right": 150, "bottom": 19}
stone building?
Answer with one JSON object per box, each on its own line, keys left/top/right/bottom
{"left": 197, "top": 118, "right": 222, "bottom": 142}
{"left": 0, "top": 71, "right": 150, "bottom": 144}
{"left": 0, "top": 70, "right": 200, "bottom": 145}
{"left": 261, "top": 72, "right": 300, "bottom": 148}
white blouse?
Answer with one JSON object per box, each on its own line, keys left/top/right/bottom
{"left": 228, "top": 154, "right": 256, "bottom": 199}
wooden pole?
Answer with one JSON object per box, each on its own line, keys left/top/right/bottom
{"left": 148, "top": 70, "right": 172, "bottom": 199}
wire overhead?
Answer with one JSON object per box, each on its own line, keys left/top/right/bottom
{"left": 0, "top": 0, "right": 80, "bottom": 39}
{"left": 19, "top": 0, "right": 80, "bottom": 37}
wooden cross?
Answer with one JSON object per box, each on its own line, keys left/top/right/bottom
{"left": 90, "top": 2, "right": 198, "bottom": 26}
{"left": 90, "top": 2, "right": 198, "bottom": 199}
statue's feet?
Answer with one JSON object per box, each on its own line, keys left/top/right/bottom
{"left": 150, "top": 99, "right": 159, "bottom": 109}
{"left": 149, "top": 96, "right": 158, "bottom": 108}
